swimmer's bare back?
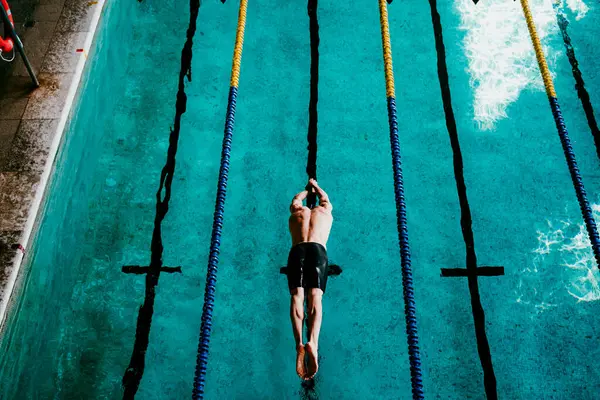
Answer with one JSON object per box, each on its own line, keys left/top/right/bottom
{"left": 289, "top": 179, "right": 333, "bottom": 248}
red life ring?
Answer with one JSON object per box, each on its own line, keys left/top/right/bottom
{"left": 0, "top": 0, "right": 14, "bottom": 53}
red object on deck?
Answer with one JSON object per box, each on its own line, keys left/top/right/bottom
{"left": 0, "top": 0, "right": 15, "bottom": 53}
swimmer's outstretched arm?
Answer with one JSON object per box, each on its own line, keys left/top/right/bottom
{"left": 309, "top": 179, "right": 332, "bottom": 210}
{"left": 290, "top": 190, "right": 308, "bottom": 212}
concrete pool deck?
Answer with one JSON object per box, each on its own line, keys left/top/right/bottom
{"left": 0, "top": 0, "right": 105, "bottom": 328}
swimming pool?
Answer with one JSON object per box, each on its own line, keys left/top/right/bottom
{"left": 1, "top": 0, "right": 600, "bottom": 398}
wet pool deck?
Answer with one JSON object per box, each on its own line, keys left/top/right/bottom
{"left": 0, "top": 0, "right": 104, "bottom": 328}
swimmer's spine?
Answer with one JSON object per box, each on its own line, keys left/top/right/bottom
{"left": 378, "top": 0, "right": 424, "bottom": 398}
{"left": 520, "top": 0, "right": 600, "bottom": 268}
{"left": 193, "top": 0, "right": 247, "bottom": 398}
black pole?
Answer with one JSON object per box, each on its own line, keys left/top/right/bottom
{"left": 0, "top": 6, "right": 39, "bottom": 87}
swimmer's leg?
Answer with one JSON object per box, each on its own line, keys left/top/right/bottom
{"left": 291, "top": 287, "right": 306, "bottom": 378}
{"left": 305, "top": 288, "right": 323, "bottom": 380}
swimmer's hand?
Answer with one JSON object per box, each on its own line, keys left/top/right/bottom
{"left": 328, "top": 264, "right": 342, "bottom": 276}
{"left": 305, "top": 181, "right": 316, "bottom": 194}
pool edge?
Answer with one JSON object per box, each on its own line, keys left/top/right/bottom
{"left": 0, "top": 0, "right": 107, "bottom": 331}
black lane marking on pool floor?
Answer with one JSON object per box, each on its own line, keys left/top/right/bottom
{"left": 120, "top": 0, "right": 202, "bottom": 396}
{"left": 122, "top": 265, "right": 182, "bottom": 274}
{"left": 306, "top": 0, "right": 319, "bottom": 210}
{"left": 428, "top": 0, "right": 499, "bottom": 398}
{"left": 297, "top": 2, "right": 320, "bottom": 399}
{"left": 441, "top": 266, "right": 504, "bottom": 278}
{"left": 555, "top": 9, "right": 600, "bottom": 161}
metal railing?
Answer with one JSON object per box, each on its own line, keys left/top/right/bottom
{"left": 1, "top": 3, "right": 39, "bottom": 87}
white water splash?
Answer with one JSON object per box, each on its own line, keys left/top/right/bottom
{"left": 455, "top": 0, "right": 581, "bottom": 130}
{"left": 564, "top": 0, "right": 589, "bottom": 20}
{"left": 519, "top": 205, "right": 600, "bottom": 309}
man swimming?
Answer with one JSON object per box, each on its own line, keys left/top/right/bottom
{"left": 287, "top": 178, "right": 333, "bottom": 380}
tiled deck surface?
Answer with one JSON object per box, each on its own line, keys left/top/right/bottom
{"left": 0, "top": 0, "right": 104, "bottom": 327}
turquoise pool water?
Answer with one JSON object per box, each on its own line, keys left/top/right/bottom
{"left": 2, "top": 0, "right": 600, "bottom": 398}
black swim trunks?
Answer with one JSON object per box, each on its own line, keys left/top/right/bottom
{"left": 286, "top": 242, "right": 329, "bottom": 293}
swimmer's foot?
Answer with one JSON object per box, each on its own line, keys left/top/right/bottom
{"left": 296, "top": 345, "right": 306, "bottom": 379}
{"left": 304, "top": 341, "right": 318, "bottom": 380}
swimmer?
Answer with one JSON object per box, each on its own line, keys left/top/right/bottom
{"left": 287, "top": 178, "right": 333, "bottom": 380}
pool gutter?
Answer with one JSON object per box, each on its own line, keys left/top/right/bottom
{"left": 0, "top": 0, "right": 106, "bottom": 330}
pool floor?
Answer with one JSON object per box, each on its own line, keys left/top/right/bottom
{"left": 1, "top": 0, "right": 600, "bottom": 398}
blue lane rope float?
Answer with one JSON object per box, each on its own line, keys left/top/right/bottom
{"left": 192, "top": 0, "right": 248, "bottom": 398}
{"left": 377, "top": 0, "right": 424, "bottom": 398}
{"left": 520, "top": 0, "right": 600, "bottom": 269}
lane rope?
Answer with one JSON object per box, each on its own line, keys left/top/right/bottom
{"left": 520, "top": 0, "right": 600, "bottom": 268}
{"left": 192, "top": 1, "right": 248, "bottom": 398}
{"left": 377, "top": 0, "right": 424, "bottom": 398}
